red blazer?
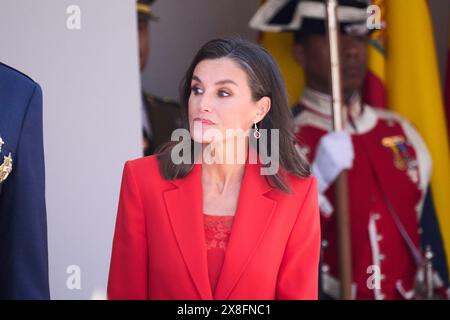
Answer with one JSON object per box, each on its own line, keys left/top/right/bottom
{"left": 107, "top": 155, "right": 320, "bottom": 300}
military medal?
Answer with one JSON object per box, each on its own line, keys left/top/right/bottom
{"left": 382, "top": 135, "right": 419, "bottom": 184}
{"left": 382, "top": 136, "right": 407, "bottom": 170}
{"left": 0, "top": 153, "right": 13, "bottom": 183}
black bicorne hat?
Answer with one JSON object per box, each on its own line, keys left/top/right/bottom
{"left": 249, "top": 0, "right": 375, "bottom": 42}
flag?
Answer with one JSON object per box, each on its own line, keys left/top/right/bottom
{"left": 386, "top": 0, "right": 450, "bottom": 275}
{"left": 363, "top": 0, "right": 386, "bottom": 108}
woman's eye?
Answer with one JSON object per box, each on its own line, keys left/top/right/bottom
{"left": 191, "top": 86, "right": 203, "bottom": 95}
{"left": 218, "top": 90, "right": 231, "bottom": 97}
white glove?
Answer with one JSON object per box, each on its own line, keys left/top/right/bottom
{"left": 312, "top": 131, "right": 354, "bottom": 193}
{"left": 318, "top": 193, "right": 334, "bottom": 217}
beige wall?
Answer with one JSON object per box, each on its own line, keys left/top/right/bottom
{"left": 141, "top": 0, "right": 259, "bottom": 100}
{"left": 0, "top": 0, "right": 141, "bottom": 300}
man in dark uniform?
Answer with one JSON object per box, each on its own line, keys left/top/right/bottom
{"left": 250, "top": 0, "right": 449, "bottom": 299}
{"left": 137, "top": 0, "right": 182, "bottom": 156}
{"left": 0, "top": 62, "right": 49, "bottom": 299}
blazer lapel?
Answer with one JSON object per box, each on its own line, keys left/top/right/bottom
{"left": 163, "top": 158, "right": 278, "bottom": 300}
{"left": 214, "top": 162, "right": 277, "bottom": 299}
{"left": 163, "top": 164, "right": 213, "bottom": 300}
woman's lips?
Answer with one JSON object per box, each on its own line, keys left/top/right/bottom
{"left": 194, "top": 117, "right": 215, "bottom": 125}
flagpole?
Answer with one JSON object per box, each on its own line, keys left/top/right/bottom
{"left": 325, "top": 0, "right": 353, "bottom": 300}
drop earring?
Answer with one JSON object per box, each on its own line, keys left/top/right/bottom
{"left": 253, "top": 123, "right": 261, "bottom": 139}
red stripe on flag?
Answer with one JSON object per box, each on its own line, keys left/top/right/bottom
{"left": 363, "top": 71, "right": 386, "bottom": 108}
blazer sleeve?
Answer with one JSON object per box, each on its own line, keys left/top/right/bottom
{"left": 108, "top": 161, "right": 148, "bottom": 300}
{"left": 0, "top": 83, "right": 50, "bottom": 299}
{"left": 276, "top": 177, "right": 321, "bottom": 300}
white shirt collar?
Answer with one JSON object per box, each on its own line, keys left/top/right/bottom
{"left": 295, "top": 87, "right": 378, "bottom": 135}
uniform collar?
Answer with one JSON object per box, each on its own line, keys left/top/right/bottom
{"left": 295, "top": 87, "right": 378, "bottom": 135}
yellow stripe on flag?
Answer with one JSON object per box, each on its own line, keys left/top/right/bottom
{"left": 260, "top": 32, "right": 304, "bottom": 106}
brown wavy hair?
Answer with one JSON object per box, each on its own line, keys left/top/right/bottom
{"left": 156, "top": 38, "right": 310, "bottom": 193}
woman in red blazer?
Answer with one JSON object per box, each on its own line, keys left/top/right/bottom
{"left": 108, "top": 38, "right": 320, "bottom": 300}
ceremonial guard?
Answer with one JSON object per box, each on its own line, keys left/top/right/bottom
{"left": 250, "top": 0, "right": 450, "bottom": 299}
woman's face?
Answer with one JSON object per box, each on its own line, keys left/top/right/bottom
{"left": 188, "top": 57, "right": 270, "bottom": 145}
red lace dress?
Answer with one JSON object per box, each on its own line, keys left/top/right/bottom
{"left": 203, "top": 214, "right": 234, "bottom": 295}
